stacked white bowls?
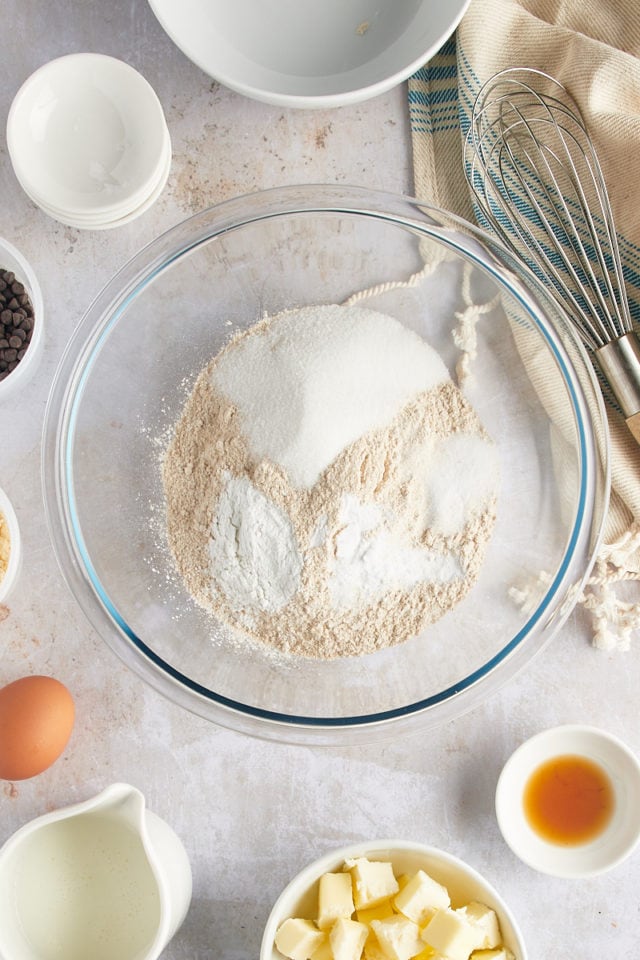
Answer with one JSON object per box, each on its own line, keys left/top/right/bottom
{"left": 7, "top": 54, "right": 171, "bottom": 230}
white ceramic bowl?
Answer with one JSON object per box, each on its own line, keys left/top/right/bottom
{"left": 261, "top": 840, "right": 527, "bottom": 960}
{"left": 0, "top": 237, "right": 44, "bottom": 401}
{"left": 0, "top": 485, "right": 21, "bottom": 603}
{"left": 496, "top": 725, "right": 640, "bottom": 878}
{"left": 45, "top": 145, "right": 172, "bottom": 231}
{"left": 12, "top": 124, "right": 171, "bottom": 220}
{"left": 12, "top": 130, "right": 172, "bottom": 231}
{"left": 148, "top": 0, "right": 471, "bottom": 108}
{"left": 7, "top": 54, "right": 170, "bottom": 220}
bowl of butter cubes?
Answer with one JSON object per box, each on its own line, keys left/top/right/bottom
{"left": 262, "top": 840, "right": 526, "bottom": 960}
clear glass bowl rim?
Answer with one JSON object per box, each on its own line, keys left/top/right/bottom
{"left": 41, "top": 184, "right": 610, "bottom": 744}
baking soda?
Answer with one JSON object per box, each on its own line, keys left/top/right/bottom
{"left": 208, "top": 472, "right": 302, "bottom": 618}
{"left": 328, "top": 493, "right": 462, "bottom": 609}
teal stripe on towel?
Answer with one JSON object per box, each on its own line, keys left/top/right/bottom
{"left": 456, "top": 37, "right": 640, "bottom": 326}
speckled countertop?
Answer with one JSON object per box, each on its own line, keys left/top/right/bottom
{"left": 1, "top": 2, "right": 639, "bottom": 959}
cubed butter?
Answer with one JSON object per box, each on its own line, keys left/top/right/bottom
{"left": 311, "top": 939, "right": 334, "bottom": 960}
{"left": 330, "top": 918, "right": 369, "bottom": 960}
{"left": 364, "top": 932, "right": 390, "bottom": 960}
{"left": 273, "top": 861, "right": 509, "bottom": 960}
{"left": 393, "top": 870, "right": 450, "bottom": 926}
{"left": 357, "top": 900, "right": 395, "bottom": 925}
{"left": 456, "top": 903, "right": 501, "bottom": 951}
{"left": 470, "top": 950, "right": 514, "bottom": 960}
{"left": 318, "top": 872, "right": 356, "bottom": 929}
{"left": 421, "top": 908, "right": 480, "bottom": 960}
{"left": 276, "top": 918, "right": 326, "bottom": 960}
{"left": 412, "top": 948, "right": 443, "bottom": 960}
{"left": 370, "top": 916, "right": 424, "bottom": 960}
{"left": 345, "top": 858, "right": 400, "bottom": 909}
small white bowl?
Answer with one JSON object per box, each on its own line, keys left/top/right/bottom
{"left": 496, "top": 725, "right": 640, "bottom": 879}
{"left": 13, "top": 124, "right": 171, "bottom": 222}
{"left": 0, "top": 485, "right": 21, "bottom": 603}
{"left": 12, "top": 128, "right": 172, "bottom": 230}
{"left": 0, "top": 237, "right": 44, "bottom": 401}
{"left": 260, "top": 840, "right": 527, "bottom": 960}
{"left": 7, "top": 54, "right": 169, "bottom": 219}
{"left": 40, "top": 141, "right": 172, "bottom": 231}
{"left": 148, "top": 0, "right": 471, "bottom": 108}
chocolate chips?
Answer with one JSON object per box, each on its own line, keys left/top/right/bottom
{"left": 0, "top": 268, "right": 34, "bottom": 382}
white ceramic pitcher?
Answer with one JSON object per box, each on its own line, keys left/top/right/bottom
{"left": 0, "top": 783, "right": 192, "bottom": 960}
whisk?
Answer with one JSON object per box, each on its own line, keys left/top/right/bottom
{"left": 464, "top": 66, "right": 640, "bottom": 444}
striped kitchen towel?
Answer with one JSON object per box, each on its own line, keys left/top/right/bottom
{"left": 408, "top": 0, "right": 640, "bottom": 649}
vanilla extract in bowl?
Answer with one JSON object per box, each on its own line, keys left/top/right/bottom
{"left": 523, "top": 754, "right": 615, "bottom": 846}
{"left": 495, "top": 725, "right": 640, "bottom": 878}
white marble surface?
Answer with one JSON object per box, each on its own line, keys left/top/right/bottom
{"left": 1, "top": 2, "right": 639, "bottom": 958}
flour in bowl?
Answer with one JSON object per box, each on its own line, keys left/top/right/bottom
{"left": 162, "top": 303, "right": 499, "bottom": 659}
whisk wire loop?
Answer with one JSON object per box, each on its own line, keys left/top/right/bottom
{"left": 465, "top": 68, "right": 634, "bottom": 352}
{"left": 503, "top": 109, "right": 618, "bottom": 348}
{"left": 468, "top": 128, "right": 605, "bottom": 349}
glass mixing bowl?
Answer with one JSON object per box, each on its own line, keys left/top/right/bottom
{"left": 42, "top": 185, "right": 609, "bottom": 743}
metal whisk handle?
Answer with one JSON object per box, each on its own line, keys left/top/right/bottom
{"left": 595, "top": 332, "right": 640, "bottom": 443}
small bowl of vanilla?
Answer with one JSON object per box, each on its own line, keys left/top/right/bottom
{"left": 495, "top": 725, "right": 640, "bottom": 878}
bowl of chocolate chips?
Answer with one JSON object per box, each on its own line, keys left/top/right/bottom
{"left": 0, "top": 237, "right": 43, "bottom": 400}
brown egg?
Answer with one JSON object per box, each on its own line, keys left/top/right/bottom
{"left": 0, "top": 675, "right": 75, "bottom": 780}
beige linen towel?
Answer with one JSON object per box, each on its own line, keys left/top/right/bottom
{"left": 408, "top": 0, "right": 640, "bottom": 649}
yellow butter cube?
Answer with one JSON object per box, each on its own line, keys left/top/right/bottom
{"left": 393, "top": 870, "right": 450, "bottom": 926}
{"left": 370, "top": 917, "right": 424, "bottom": 960}
{"left": 364, "top": 932, "right": 390, "bottom": 960}
{"left": 411, "top": 948, "right": 441, "bottom": 960}
{"left": 470, "top": 950, "right": 514, "bottom": 960}
{"left": 311, "top": 939, "right": 334, "bottom": 960}
{"left": 276, "top": 918, "right": 326, "bottom": 960}
{"left": 318, "top": 873, "right": 356, "bottom": 930}
{"left": 456, "top": 903, "right": 501, "bottom": 951}
{"left": 345, "top": 858, "right": 399, "bottom": 909}
{"left": 421, "top": 909, "right": 480, "bottom": 960}
{"left": 329, "top": 918, "right": 369, "bottom": 960}
{"left": 356, "top": 899, "right": 395, "bottom": 925}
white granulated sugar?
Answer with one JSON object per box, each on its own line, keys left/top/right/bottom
{"left": 208, "top": 472, "right": 302, "bottom": 615}
{"left": 328, "top": 494, "right": 462, "bottom": 609}
{"left": 210, "top": 303, "right": 448, "bottom": 489}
